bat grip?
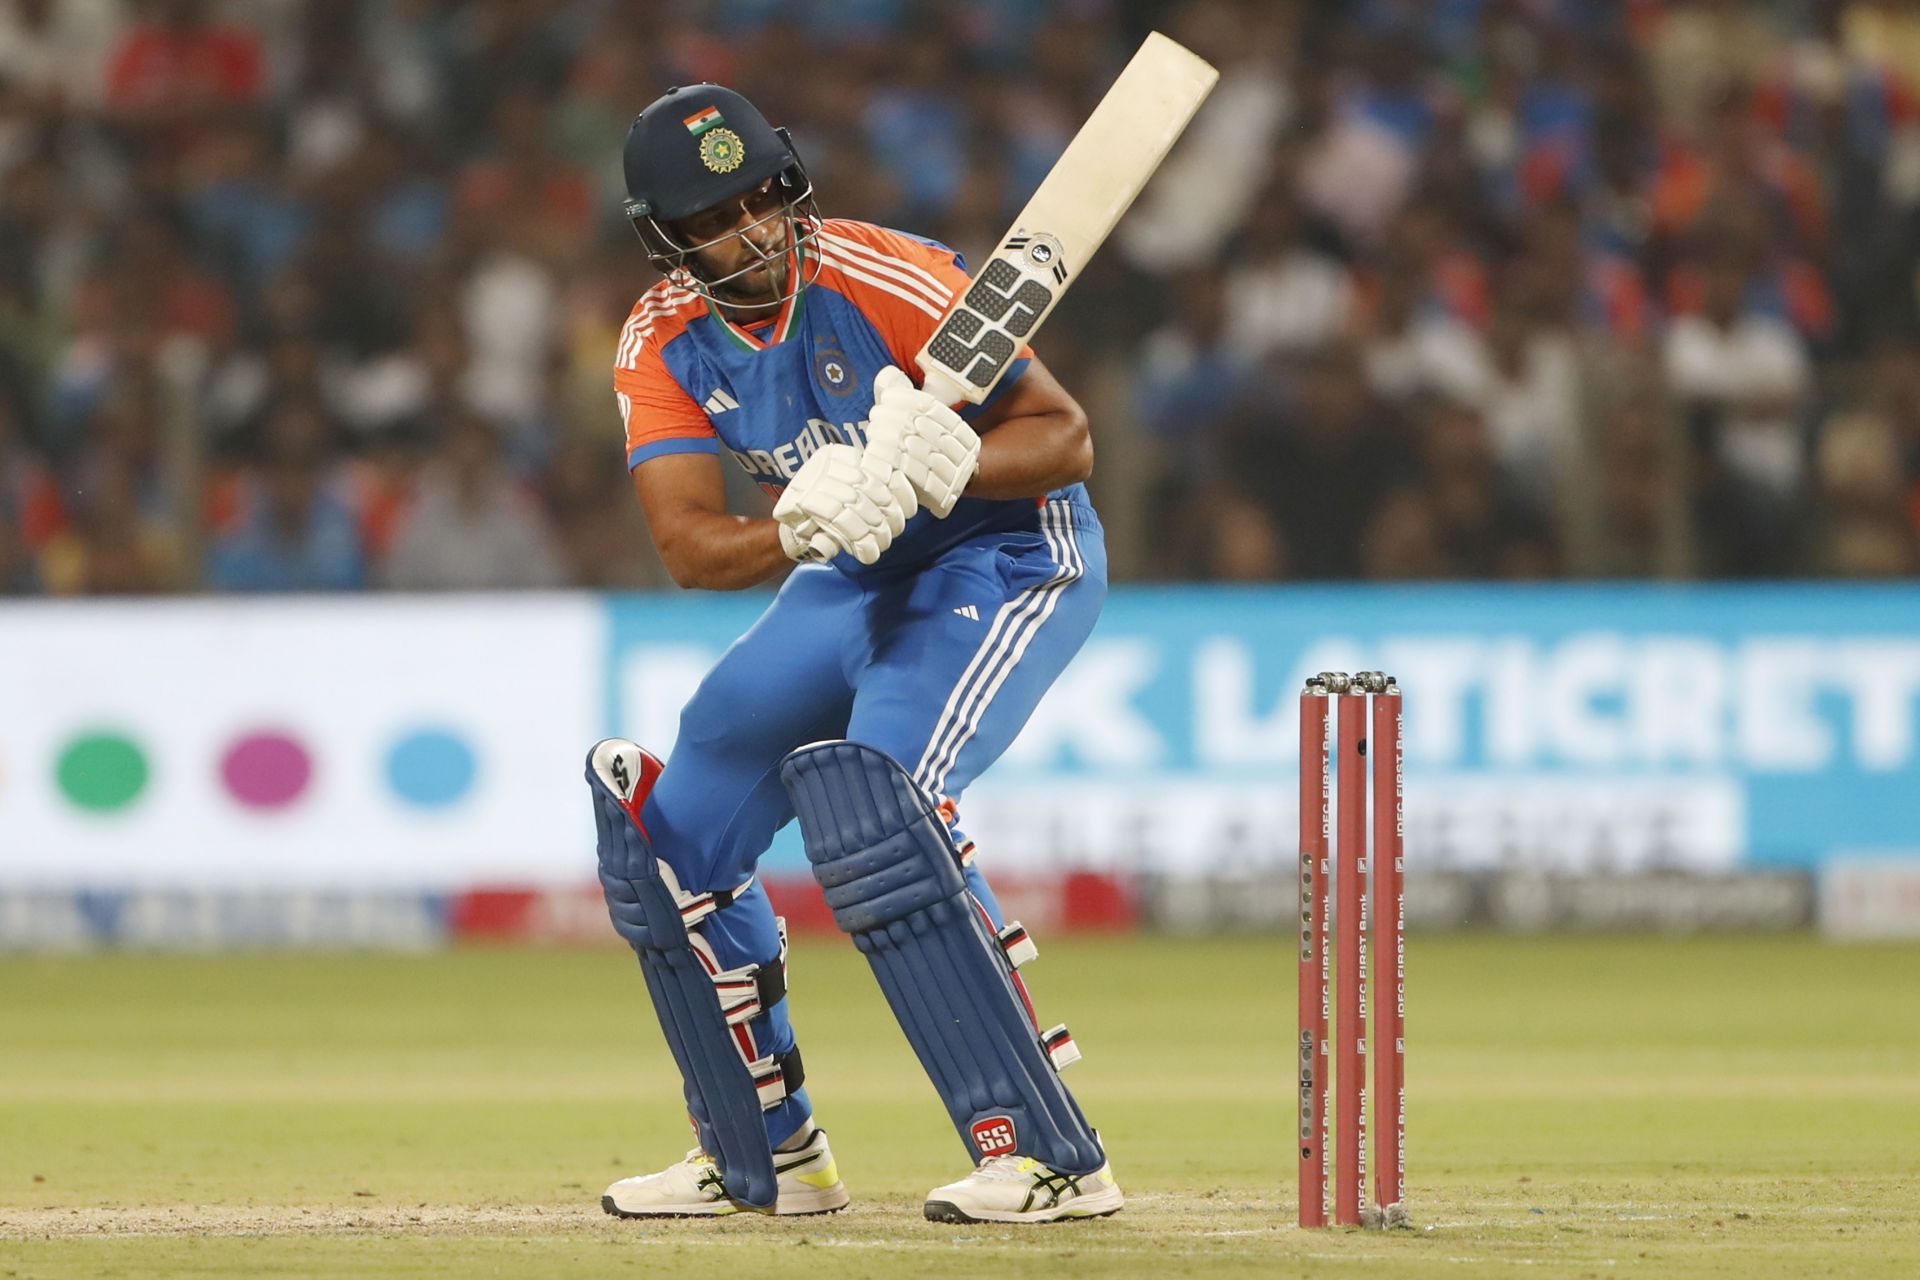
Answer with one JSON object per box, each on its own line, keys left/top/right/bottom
{"left": 916, "top": 365, "right": 973, "bottom": 411}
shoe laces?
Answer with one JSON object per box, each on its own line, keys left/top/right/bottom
{"left": 974, "top": 1154, "right": 1044, "bottom": 1182}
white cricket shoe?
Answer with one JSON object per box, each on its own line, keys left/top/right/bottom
{"left": 923, "top": 1154, "right": 1124, "bottom": 1224}
{"left": 601, "top": 1125, "right": 849, "bottom": 1218}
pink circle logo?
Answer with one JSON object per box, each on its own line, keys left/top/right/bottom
{"left": 220, "top": 731, "right": 313, "bottom": 810}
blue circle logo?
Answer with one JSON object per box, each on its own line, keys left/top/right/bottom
{"left": 386, "top": 729, "right": 477, "bottom": 808}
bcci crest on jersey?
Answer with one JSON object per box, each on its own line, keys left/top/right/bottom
{"left": 727, "top": 416, "right": 869, "bottom": 481}
{"left": 814, "top": 338, "right": 859, "bottom": 397}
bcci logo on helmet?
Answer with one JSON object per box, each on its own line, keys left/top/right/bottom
{"left": 970, "top": 1115, "right": 1018, "bottom": 1158}
{"left": 699, "top": 127, "right": 745, "bottom": 174}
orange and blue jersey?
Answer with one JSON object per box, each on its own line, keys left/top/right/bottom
{"left": 613, "top": 218, "right": 1085, "bottom": 574}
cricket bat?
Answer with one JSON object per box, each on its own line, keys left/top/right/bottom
{"left": 915, "top": 32, "right": 1218, "bottom": 405}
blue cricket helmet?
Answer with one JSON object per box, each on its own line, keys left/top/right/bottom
{"left": 622, "top": 84, "right": 800, "bottom": 224}
{"left": 621, "top": 83, "right": 821, "bottom": 307}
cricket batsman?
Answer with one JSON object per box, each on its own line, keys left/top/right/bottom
{"left": 586, "top": 83, "right": 1118, "bottom": 1223}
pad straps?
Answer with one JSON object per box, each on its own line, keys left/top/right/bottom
{"left": 695, "top": 913, "right": 789, "bottom": 1028}
{"left": 674, "top": 874, "right": 756, "bottom": 929}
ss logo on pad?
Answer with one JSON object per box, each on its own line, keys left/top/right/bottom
{"left": 971, "top": 1116, "right": 1018, "bottom": 1157}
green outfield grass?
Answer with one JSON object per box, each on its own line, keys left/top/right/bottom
{"left": 2, "top": 933, "right": 1917, "bottom": 1278}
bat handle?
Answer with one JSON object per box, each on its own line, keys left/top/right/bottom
{"left": 916, "top": 364, "right": 973, "bottom": 411}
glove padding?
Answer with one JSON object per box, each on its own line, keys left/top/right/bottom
{"left": 773, "top": 442, "right": 918, "bottom": 565}
{"left": 864, "top": 365, "right": 980, "bottom": 519}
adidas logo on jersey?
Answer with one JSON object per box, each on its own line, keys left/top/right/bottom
{"left": 703, "top": 389, "right": 741, "bottom": 415}
{"left": 952, "top": 605, "right": 980, "bottom": 621}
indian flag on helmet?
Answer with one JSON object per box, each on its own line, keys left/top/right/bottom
{"left": 683, "top": 106, "right": 724, "bottom": 136}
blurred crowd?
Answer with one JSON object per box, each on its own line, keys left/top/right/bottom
{"left": 2, "top": 0, "right": 1919, "bottom": 595}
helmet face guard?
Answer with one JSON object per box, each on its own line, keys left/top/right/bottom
{"left": 626, "top": 154, "right": 823, "bottom": 313}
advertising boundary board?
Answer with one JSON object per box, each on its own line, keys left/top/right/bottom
{"left": 2, "top": 585, "right": 1915, "bottom": 895}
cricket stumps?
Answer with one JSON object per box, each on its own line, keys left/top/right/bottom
{"left": 1298, "top": 671, "right": 1409, "bottom": 1230}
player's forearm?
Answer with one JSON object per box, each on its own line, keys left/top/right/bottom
{"left": 653, "top": 513, "right": 792, "bottom": 590}
{"left": 964, "top": 407, "right": 1094, "bottom": 499}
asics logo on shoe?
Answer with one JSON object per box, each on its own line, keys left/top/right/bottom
{"left": 1021, "top": 1167, "right": 1088, "bottom": 1212}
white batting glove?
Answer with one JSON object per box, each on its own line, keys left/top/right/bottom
{"left": 865, "top": 365, "right": 980, "bottom": 519}
{"left": 772, "top": 442, "right": 918, "bottom": 565}
{"left": 777, "top": 517, "right": 839, "bottom": 564}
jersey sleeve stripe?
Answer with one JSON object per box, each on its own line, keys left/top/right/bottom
{"left": 622, "top": 320, "right": 663, "bottom": 357}
{"left": 819, "top": 232, "right": 952, "bottom": 304}
{"left": 816, "top": 250, "right": 946, "bottom": 320}
{"left": 822, "top": 221, "right": 957, "bottom": 293}
{"left": 620, "top": 292, "right": 685, "bottom": 352}
{"left": 625, "top": 292, "right": 696, "bottom": 334}
{"left": 616, "top": 315, "right": 645, "bottom": 370}
{"left": 617, "top": 311, "right": 655, "bottom": 369}
{"left": 617, "top": 288, "right": 699, "bottom": 369}
{"left": 638, "top": 288, "right": 697, "bottom": 318}
{"left": 620, "top": 310, "right": 697, "bottom": 364}
{"left": 628, "top": 434, "right": 723, "bottom": 470}
{"left": 817, "top": 230, "right": 953, "bottom": 306}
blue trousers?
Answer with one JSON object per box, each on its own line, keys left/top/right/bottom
{"left": 641, "top": 498, "right": 1106, "bottom": 1146}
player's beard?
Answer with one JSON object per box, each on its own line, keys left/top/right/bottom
{"left": 708, "top": 224, "right": 792, "bottom": 314}
{"left": 713, "top": 253, "right": 787, "bottom": 308}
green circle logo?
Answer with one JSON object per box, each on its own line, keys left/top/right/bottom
{"left": 700, "top": 127, "right": 745, "bottom": 174}
{"left": 56, "top": 732, "right": 150, "bottom": 813}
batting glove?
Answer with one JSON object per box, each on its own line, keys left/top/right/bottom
{"left": 773, "top": 442, "right": 918, "bottom": 565}
{"left": 777, "top": 517, "right": 839, "bottom": 564}
{"left": 865, "top": 365, "right": 980, "bottom": 519}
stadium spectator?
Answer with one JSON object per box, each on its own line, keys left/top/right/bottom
{"left": 37, "top": 444, "right": 181, "bottom": 593}
{"left": 1663, "top": 245, "right": 1814, "bottom": 573}
{"left": 381, "top": 405, "right": 563, "bottom": 591}
{"left": 1814, "top": 408, "right": 1918, "bottom": 577}
{"left": 541, "top": 435, "right": 671, "bottom": 591}
{"left": 205, "top": 398, "right": 363, "bottom": 592}
{"left": 1862, "top": 337, "right": 1920, "bottom": 535}
{"left": 0, "top": 398, "right": 60, "bottom": 592}
{"left": 1222, "top": 176, "right": 1352, "bottom": 359}
{"left": 1359, "top": 486, "right": 1449, "bottom": 581}
{"left": 104, "top": 0, "right": 264, "bottom": 162}
{"left": 0, "top": 0, "right": 123, "bottom": 112}
{"left": 1219, "top": 345, "right": 1405, "bottom": 580}
{"left": 1413, "top": 396, "right": 1560, "bottom": 579}
{"left": 1202, "top": 488, "right": 1289, "bottom": 582}
{"left": 1133, "top": 267, "right": 1247, "bottom": 479}
{"left": 1561, "top": 383, "right": 1696, "bottom": 579}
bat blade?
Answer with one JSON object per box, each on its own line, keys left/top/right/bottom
{"left": 915, "top": 32, "right": 1219, "bottom": 404}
